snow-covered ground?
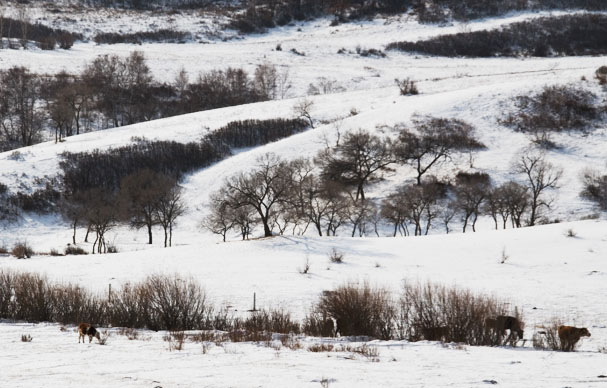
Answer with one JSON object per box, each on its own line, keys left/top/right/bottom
{"left": 1, "top": 6, "right": 607, "bottom": 387}
{"left": 2, "top": 220, "right": 607, "bottom": 387}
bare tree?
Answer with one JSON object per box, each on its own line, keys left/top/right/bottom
{"left": 395, "top": 116, "right": 484, "bottom": 185}
{"left": 120, "top": 169, "right": 166, "bottom": 245}
{"left": 318, "top": 129, "right": 394, "bottom": 201}
{"left": 203, "top": 192, "right": 234, "bottom": 242}
{"left": 17, "top": 6, "right": 28, "bottom": 49}
{"left": 293, "top": 98, "right": 314, "bottom": 128}
{"left": 514, "top": 151, "right": 562, "bottom": 226}
{"left": 222, "top": 153, "right": 293, "bottom": 238}
{"left": 454, "top": 172, "right": 491, "bottom": 233}
{"left": 580, "top": 169, "right": 607, "bottom": 210}
{"left": 253, "top": 62, "right": 278, "bottom": 100}
{"left": 0, "top": 67, "right": 44, "bottom": 147}
{"left": 277, "top": 67, "right": 292, "bottom": 99}
{"left": 155, "top": 182, "right": 185, "bottom": 247}
{"left": 82, "top": 189, "right": 119, "bottom": 254}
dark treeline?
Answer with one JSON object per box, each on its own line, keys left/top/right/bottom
{"left": 93, "top": 29, "right": 190, "bottom": 44}
{"left": 0, "top": 52, "right": 281, "bottom": 152}
{"left": 207, "top": 118, "right": 308, "bottom": 148}
{"left": 387, "top": 14, "right": 607, "bottom": 57}
{"left": 0, "top": 16, "right": 80, "bottom": 50}
{"left": 60, "top": 140, "right": 229, "bottom": 194}
{"left": 60, "top": 118, "right": 309, "bottom": 194}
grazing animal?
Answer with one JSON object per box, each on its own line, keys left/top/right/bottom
{"left": 78, "top": 322, "right": 101, "bottom": 343}
{"left": 485, "top": 315, "right": 524, "bottom": 343}
{"left": 557, "top": 326, "right": 591, "bottom": 351}
{"left": 421, "top": 326, "right": 449, "bottom": 342}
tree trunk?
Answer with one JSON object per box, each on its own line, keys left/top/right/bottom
{"left": 147, "top": 223, "right": 153, "bottom": 244}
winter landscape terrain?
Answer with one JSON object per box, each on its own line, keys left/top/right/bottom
{"left": 1, "top": 1, "right": 607, "bottom": 387}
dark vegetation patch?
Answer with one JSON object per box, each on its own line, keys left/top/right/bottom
{"left": 502, "top": 85, "right": 602, "bottom": 133}
{"left": 60, "top": 118, "right": 310, "bottom": 194}
{"left": 93, "top": 29, "right": 190, "bottom": 44}
{"left": 0, "top": 17, "right": 80, "bottom": 49}
{"left": 387, "top": 14, "right": 607, "bottom": 57}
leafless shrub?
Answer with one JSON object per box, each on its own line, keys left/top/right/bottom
{"left": 11, "top": 242, "right": 34, "bottom": 259}
{"left": 299, "top": 257, "right": 311, "bottom": 274}
{"left": 21, "top": 334, "right": 32, "bottom": 342}
{"left": 303, "top": 310, "right": 336, "bottom": 337}
{"left": 532, "top": 323, "right": 561, "bottom": 351}
{"left": 315, "top": 282, "right": 396, "bottom": 339}
{"left": 395, "top": 78, "right": 419, "bottom": 95}
{"left": 117, "top": 327, "right": 139, "bottom": 340}
{"left": 164, "top": 330, "right": 186, "bottom": 351}
{"left": 328, "top": 248, "right": 344, "bottom": 264}
{"left": 504, "top": 85, "right": 600, "bottom": 133}
{"left": 581, "top": 169, "right": 607, "bottom": 210}
{"left": 49, "top": 249, "right": 63, "bottom": 256}
{"left": 566, "top": 228, "right": 577, "bottom": 238}
{"left": 595, "top": 66, "right": 607, "bottom": 85}
{"left": 64, "top": 245, "right": 88, "bottom": 255}
{"left": 308, "top": 343, "right": 334, "bottom": 352}
{"left": 234, "top": 308, "right": 300, "bottom": 334}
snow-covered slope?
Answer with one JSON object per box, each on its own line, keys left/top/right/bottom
{"left": 1, "top": 9, "right": 607, "bottom": 388}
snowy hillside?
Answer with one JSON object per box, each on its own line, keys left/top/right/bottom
{"left": 1, "top": 4, "right": 607, "bottom": 387}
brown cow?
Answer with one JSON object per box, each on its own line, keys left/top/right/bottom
{"left": 78, "top": 322, "right": 101, "bottom": 343}
{"left": 557, "top": 326, "right": 590, "bottom": 351}
{"left": 485, "top": 315, "right": 524, "bottom": 344}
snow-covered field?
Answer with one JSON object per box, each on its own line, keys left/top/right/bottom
{"left": 1, "top": 4, "right": 607, "bottom": 387}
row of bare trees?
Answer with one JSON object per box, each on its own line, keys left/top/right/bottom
{"left": 62, "top": 170, "right": 185, "bottom": 253}
{"left": 0, "top": 53, "right": 289, "bottom": 152}
{"left": 204, "top": 117, "right": 564, "bottom": 240}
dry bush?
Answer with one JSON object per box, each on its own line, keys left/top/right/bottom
{"left": 164, "top": 331, "right": 186, "bottom": 351}
{"left": 395, "top": 78, "right": 419, "bottom": 95}
{"left": 0, "top": 245, "right": 8, "bottom": 254}
{"left": 398, "top": 282, "right": 519, "bottom": 346}
{"left": 227, "top": 329, "right": 272, "bottom": 343}
{"left": 315, "top": 282, "right": 396, "bottom": 339}
{"left": 596, "top": 66, "right": 607, "bottom": 85}
{"left": 504, "top": 85, "right": 600, "bottom": 133}
{"left": 51, "top": 283, "right": 106, "bottom": 325}
{"left": 308, "top": 343, "right": 334, "bottom": 352}
{"left": 532, "top": 322, "right": 561, "bottom": 351}
{"left": 21, "top": 334, "right": 32, "bottom": 342}
{"left": 64, "top": 245, "right": 88, "bottom": 255}
{"left": 328, "top": 248, "right": 344, "bottom": 264}
{"left": 117, "top": 327, "right": 139, "bottom": 340}
{"left": 234, "top": 309, "right": 300, "bottom": 334}
{"left": 11, "top": 242, "right": 34, "bottom": 259}
{"left": 0, "top": 270, "right": 14, "bottom": 318}
{"left": 49, "top": 248, "right": 63, "bottom": 256}
{"left": 134, "top": 274, "right": 211, "bottom": 331}
{"left": 11, "top": 272, "right": 53, "bottom": 322}
{"left": 303, "top": 311, "right": 336, "bottom": 337}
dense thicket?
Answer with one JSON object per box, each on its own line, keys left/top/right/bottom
{"left": 60, "top": 140, "right": 229, "bottom": 194}
{"left": 93, "top": 29, "right": 190, "bottom": 44}
{"left": 503, "top": 85, "right": 601, "bottom": 133}
{"left": 207, "top": 118, "right": 308, "bottom": 148}
{"left": 387, "top": 14, "right": 607, "bottom": 57}
{"left": 0, "top": 17, "right": 80, "bottom": 49}
{"left": 60, "top": 117, "right": 310, "bottom": 194}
